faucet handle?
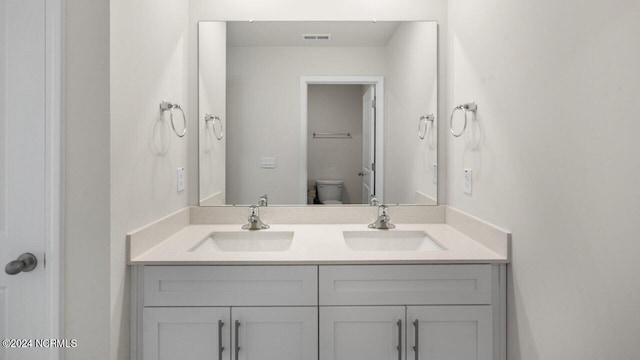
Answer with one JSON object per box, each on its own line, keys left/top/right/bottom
{"left": 378, "top": 204, "right": 389, "bottom": 216}
{"left": 248, "top": 205, "right": 259, "bottom": 216}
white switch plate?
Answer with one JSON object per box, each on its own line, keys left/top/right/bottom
{"left": 177, "top": 167, "right": 185, "bottom": 192}
{"left": 464, "top": 168, "right": 472, "bottom": 195}
{"left": 432, "top": 164, "right": 438, "bottom": 185}
{"left": 260, "top": 156, "right": 277, "bottom": 169}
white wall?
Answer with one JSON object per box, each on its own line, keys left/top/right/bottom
{"left": 198, "top": 22, "right": 227, "bottom": 205}
{"left": 448, "top": 1, "right": 640, "bottom": 358}
{"left": 110, "top": 0, "right": 191, "bottom": 358}
{"left": 385, "top": 22, "right": 438, "bottom": 204}
{"left": 64, "top": 1, "right": 111, "bottom": 359}
{"left": 308, "top": 85, "right": 364, "bottom": 204}
{"left": 226, "top": 46, "right": 386, "bottom": 204}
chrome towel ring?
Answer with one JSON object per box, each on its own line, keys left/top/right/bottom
{"left": 449, "top": 102, "right": 477, "bottom": 137}
{"left": 160, "top": 101, "right": 187, "bottom": 138}
{"left": 205, "top": 114, "right": 224, "bottom": 140}
{"left": 418, "top": 114, "right": 435, "bottom": 139}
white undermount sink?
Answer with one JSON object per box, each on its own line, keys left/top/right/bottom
{"left": 190, "top": 231, "right": 294, "bottom": 252}
{"left": 342, "top": 230, "right": 444, "bottom": 251}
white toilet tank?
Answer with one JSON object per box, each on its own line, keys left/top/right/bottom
{"left": 316, "top": 180, "right": 344, "bottom": 204}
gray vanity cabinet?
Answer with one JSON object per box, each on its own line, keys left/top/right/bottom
{"left": 133, "top": 264, "right": 505, "bottom": 360}
{"left": 319, "top": 306, "right": 493, "bottom": 360}
{"left": 232, "top": 307, "right": 318, "bottom": 360}
{"left": 407, "top": 306, "right": 493, "bottom": 360}
{"left": 318, "top": 265, "right": 503, "bottom": 360}
{"left": 143, "top": 307, "right": 230, "bottom": 360}
{"left": 142, "top": 306, "right": 317, "bottom": 360}
{"left": 319, "top": 306, "right": 406, "bottom": 360}
{"left": 135, "top": 266, "right": 319, "bottom": 360}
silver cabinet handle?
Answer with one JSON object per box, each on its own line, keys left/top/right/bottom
{"left": 412, "top": 320, "right": 419, "bottom": 360}
{"left": 218, "top": 320, "right": 225, "bottom": 360}
{"left": 234, "top": 320, "right": 241, "bottom": 360}
{"left": 5, "top": 253, "right": 37, "bottom": 275}
{"left": 397, "top": 319, "right": 402, "bottom": 360}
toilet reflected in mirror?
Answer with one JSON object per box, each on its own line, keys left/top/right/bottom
{"left": 314, "top": 180, "right": 344, "bottom": 205}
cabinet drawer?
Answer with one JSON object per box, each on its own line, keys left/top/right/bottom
{"left": 144, "top": 266, "right": 318, "bottom": 306}
{"left": 319, "top": 265, "right": 492, "bottom": 305}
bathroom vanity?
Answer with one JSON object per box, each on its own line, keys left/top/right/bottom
{"left": 128, "top": 206, "right": 510, "bottom": 360}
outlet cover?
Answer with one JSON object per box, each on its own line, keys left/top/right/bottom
{"left": 177, "top": 167, "right": 185, "bottom": 192}
{"left": 463, "top": 168, "right": 472, "bottom": 195}
{"left": 432, "top": 164, "right": 438, "bottom": 185}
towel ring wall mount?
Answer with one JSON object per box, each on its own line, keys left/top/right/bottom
{"left": 418, "top": 114, "right": 435, "bottom": 140}
{"left": 160, "top": 101, "right": 187, "bottom": 138}
{"left": 205, "top": 114, "right": 224, "bottom": 140}
{"left": 449, "top": 102, "right": 477, "bottom": 137}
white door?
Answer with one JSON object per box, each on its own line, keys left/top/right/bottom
{"left": 1, "top": 1, "right": 57, "bottom": 359}
{"left": 320, "top": 306, "right": 405, "bottom": 360}
{"left": 407, "top": 306, "right": 493, "bottom": 360}
{"left": 232, "top": 307, "right": 317, "bottom": 360}
{"left": 143, "top": 307, "right": 231, "bottom": 360}
{"left": 361, "top": 86, "right": 376, "bottom": 204}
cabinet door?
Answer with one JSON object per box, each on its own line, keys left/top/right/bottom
{"left": 319, "top": 306, "right": 405, "bottom": 360}
{"left": 232, "top": 307, "right": 317, "bottom": 360}
{"left": 407, "top": 306, "right": 492, "bottom": 360}
{"left": 143, "top": 307, "right": 230, "bottom": 360}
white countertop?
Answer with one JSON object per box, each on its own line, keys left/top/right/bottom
{"left": 129, "top": 223, "right": 508, "bottom": 265}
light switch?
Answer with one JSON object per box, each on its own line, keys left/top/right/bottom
{"left": 260, "top": 157, "right": 277, "bottom": 169}
{"left": 177, "top": 167, "right": 185, "bottom": 192}
{"left": 463, "top": 168, "right": 472, "bottom": 195}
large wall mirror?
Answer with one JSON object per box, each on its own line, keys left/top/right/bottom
{"left": 199, "top": 21, "right": 438, "bottom": 206}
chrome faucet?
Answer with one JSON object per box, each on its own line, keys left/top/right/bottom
{"left": 242, "top": 205, "right": 270, "bottom": 230}
{"left": 368, "top": 205, "right": 395, "bottom": 230}
{"left": 369, "top": 194, "right": 380, "bottom": 206}
{"left": 258, "top": 194, "right": 268, "bottom": 207}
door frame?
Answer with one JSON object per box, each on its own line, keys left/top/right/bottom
{"left": 45, "top": 0, "right": 64, "bottom": 356}
{"left": 299, "top": 76, "right": 384, "bottom": 205}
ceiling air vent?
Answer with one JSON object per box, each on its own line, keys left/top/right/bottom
{"left": 302, "top": 34, "right": 332, "bottom": 41}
